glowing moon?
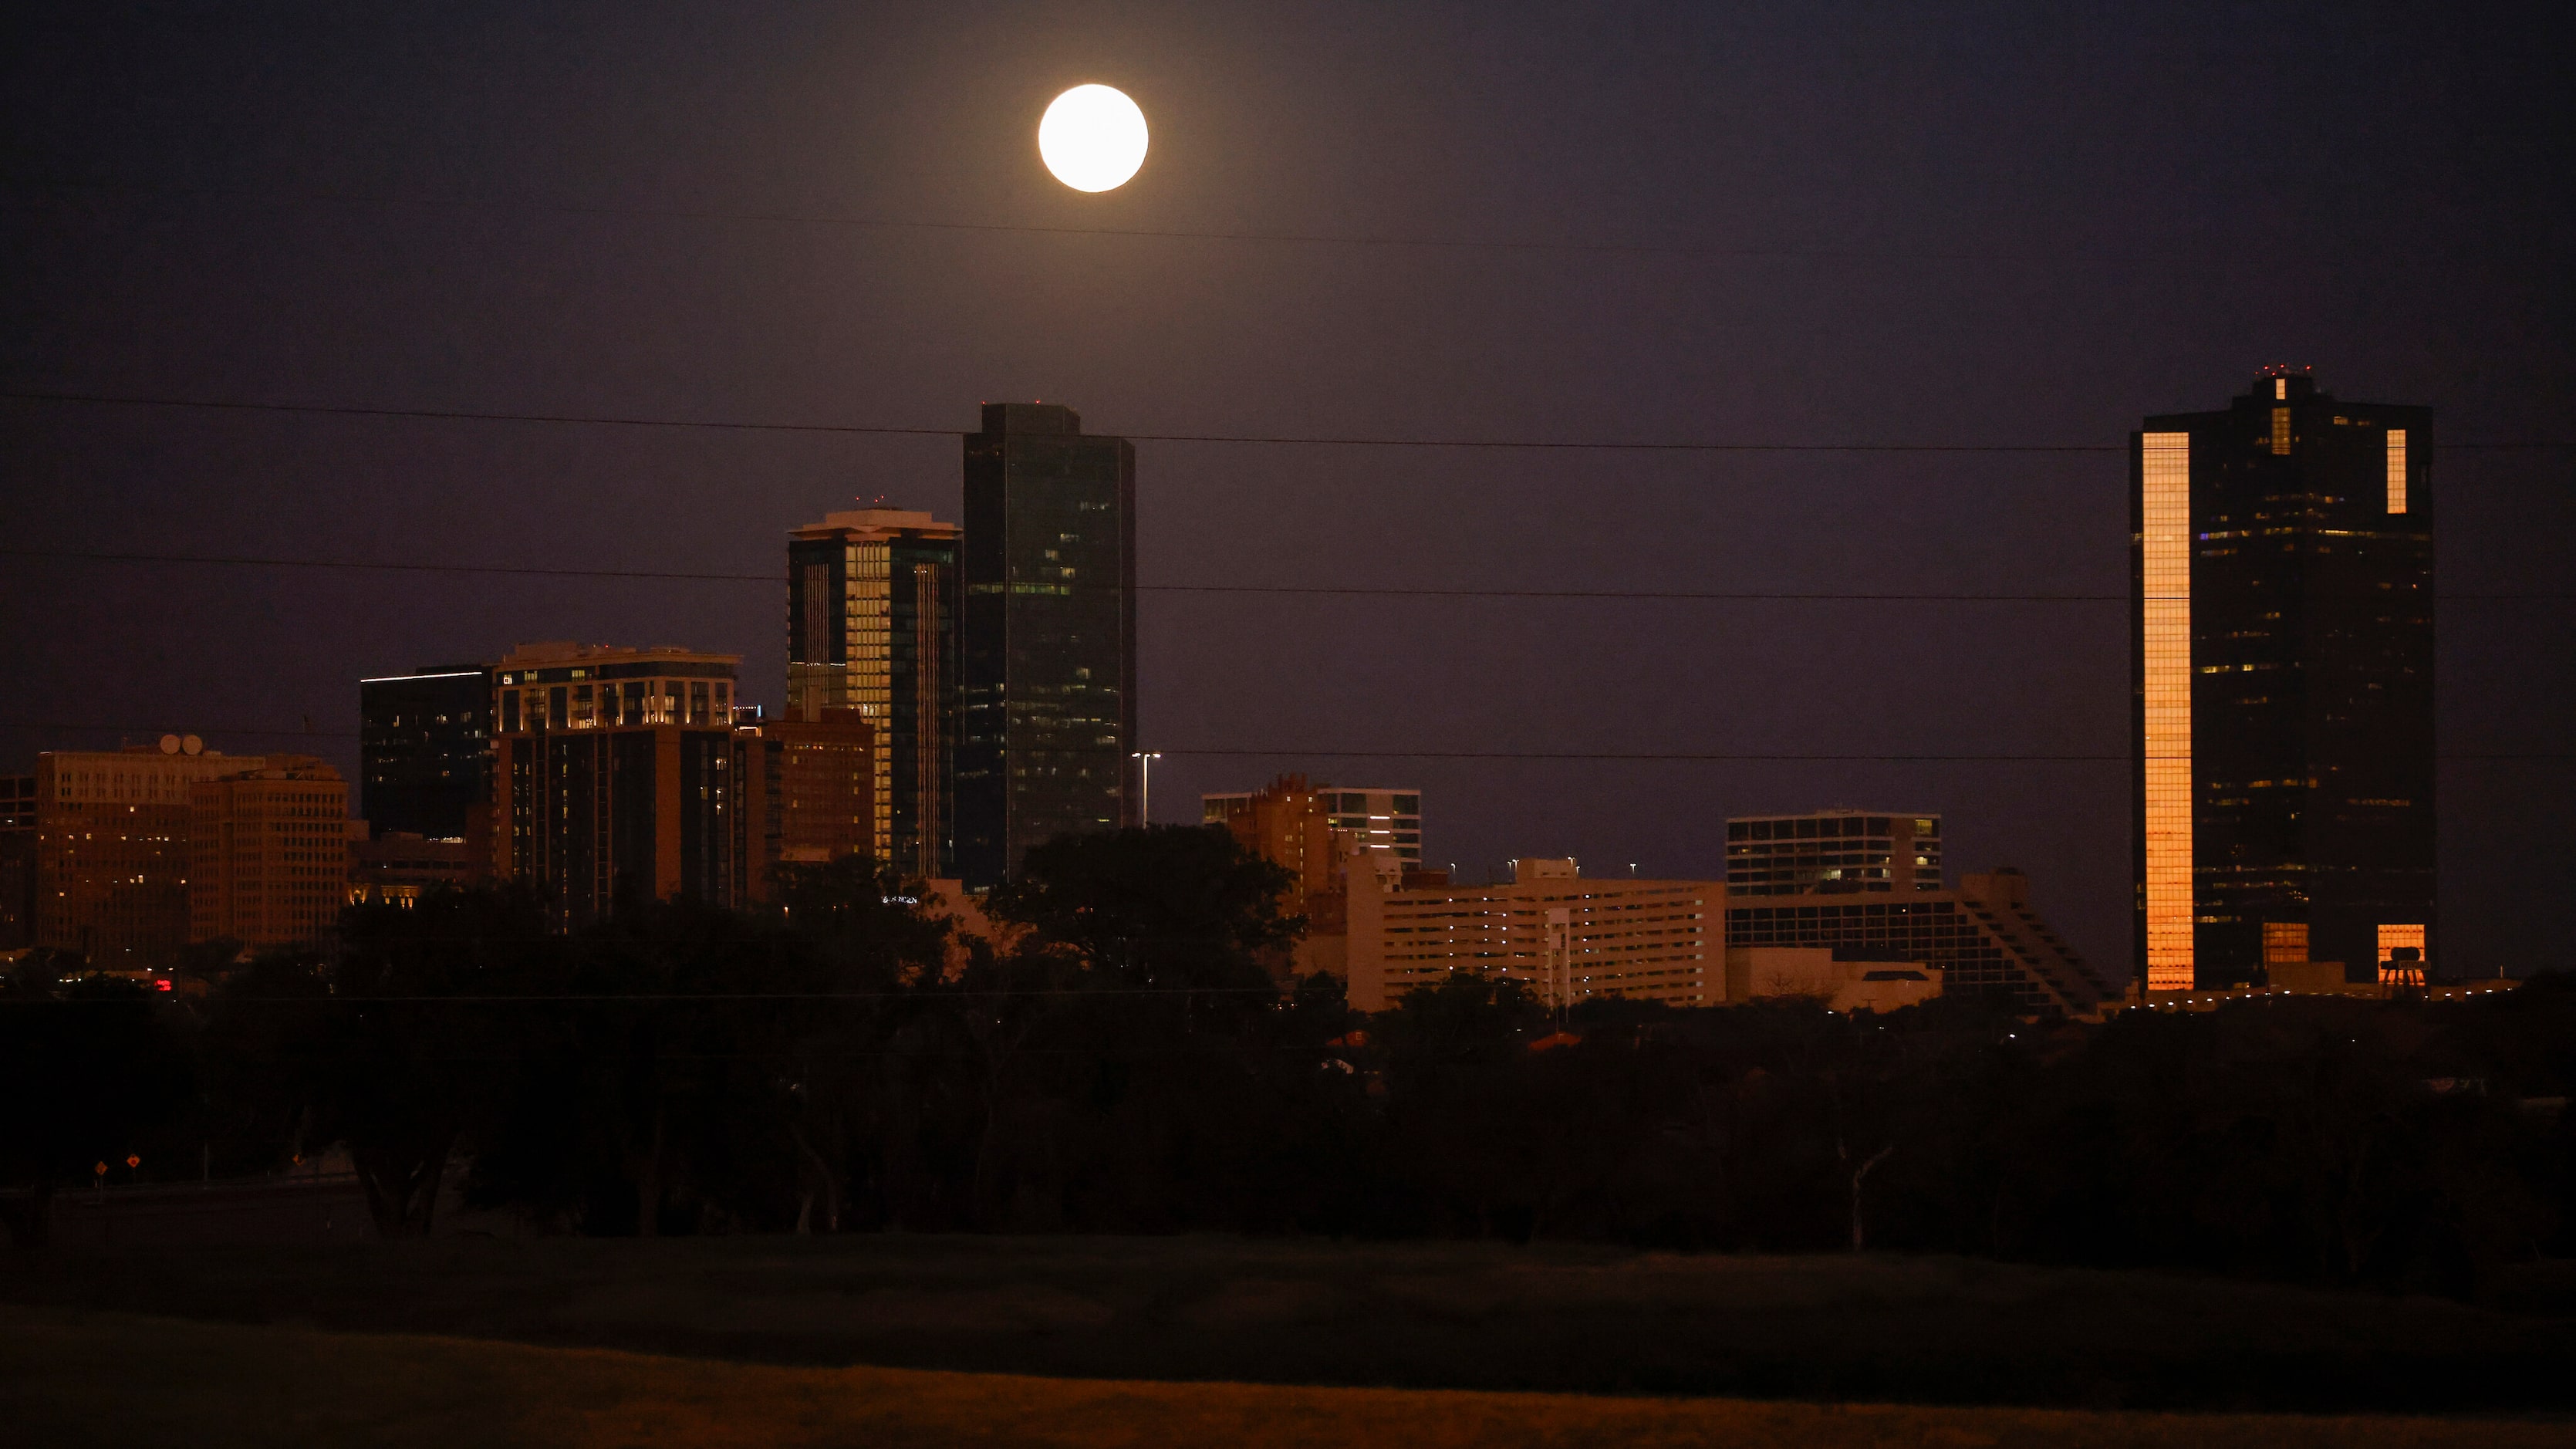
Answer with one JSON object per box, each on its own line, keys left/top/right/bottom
{"left": 1038, "top": 84, "right": 1148, "bottom": 192}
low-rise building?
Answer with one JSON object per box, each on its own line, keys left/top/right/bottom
{"left": 1725, "top": 946, "right": 1942, "bottom": 1013}
{"left": 349, "top": 830, "right": 482, "bottom": 908}
{"left": 1722, "top": 866, "right": 2112, "bottom": 1017}
{"left": 1346, "top": 857, "right": 1717, "bottom": 1012}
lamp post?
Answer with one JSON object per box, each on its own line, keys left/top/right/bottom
{"left": 1130, "top": 751, "right": 1162, "bottom": 826}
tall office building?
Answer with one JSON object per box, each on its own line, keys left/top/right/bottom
{"left": 488, "top": 643, "right": 744, "bottom": 929}
{"left": 358, "top": 664, "right": 493, "bottom": 840}
{"left": 771, "top": 707, "right": 878, "bottom": 866}
{"left": 957, "top": 403, "right": 1138, "bottom": 887}
{"left": 786, "top": 508, "right": 960, "bottom": 877}
{"left": 2132, "top": 370, "right": 2434, "bottom": 991}
{"left": 1726, "top": 811, "right": 1942, "bottom": 897}
{"left": 188, "top": 756, "right": 349, "bottom": 950}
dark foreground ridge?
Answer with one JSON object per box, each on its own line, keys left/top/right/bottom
{"left": 7, "top": 1236, "right": 2576, "bottom": 1416}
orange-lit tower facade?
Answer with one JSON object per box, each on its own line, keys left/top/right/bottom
{"left": 2132, "top": 370, "right": 2435, "bottom": 992}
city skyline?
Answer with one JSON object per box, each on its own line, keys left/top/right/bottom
{"left": 5, "top": 5, "right": 2568, "bottom": 980}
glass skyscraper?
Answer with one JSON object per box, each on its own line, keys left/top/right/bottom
{"left": 957, "top": 403, "right": 1138, "bottom": 887}
{"left": 358, "top": 664, "right": 493, "bottom": 839}
{"left": 786, "top": 508, "right": 960, "bottom": 879}
{"left": 2132, "top": 370, "right": 2435, "bottom": 991}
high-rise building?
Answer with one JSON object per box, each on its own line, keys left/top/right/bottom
{"left": 957, "top": 403, "right": 1138, "bottom": 886}
{"left": 358, "top": 664, "right": 493, "bottom": 840}
{"left": 1, "top": 774, "right": 35, "bottom": 950}
{"left": 1724, "top": 866, "right": 2110, "bottom": 1017}
{"left": 188, "top": 757, "right": 349, "bottom": 950}
{"left": 32, "top": 737, "right": 265, "bottom": 969}
{"left": 1726, "top": 811, "right": 1942, "bottom": 896}
{"left": 1345, "top": 857, "right": 1717, "bottom": 1012}
{"left": 2133, "top": 370, "right": 2435, "bottom": 991}
{"left": 786, "top": 508, "right": 960, "bottom": 877}
{"left": 488, "top": 643, "right": 744, "bottom": 929}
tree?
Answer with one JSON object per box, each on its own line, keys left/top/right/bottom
{"left": 0, "top": 964, "right": 194, "bottom": 1247}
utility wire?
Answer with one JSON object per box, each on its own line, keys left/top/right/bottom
{"left": 8, "top": 388, "right": 2571, "bottom": 453}
{"left": 3, "top": 549, "right": 2560, "bottom": 603}
{"left": 0, "top": 174, "right": 2402, "bottom": 270}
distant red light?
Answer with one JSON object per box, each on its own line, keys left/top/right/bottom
{"left": 154, "top": 978, "right": 173, "bottom": 992}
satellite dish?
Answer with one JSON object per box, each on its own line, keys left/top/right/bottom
{"left": 182, "top": 735, "right": 204, "bottom": 756}
{"left": 159, "top": 735, "right": 181, "bottom": 755}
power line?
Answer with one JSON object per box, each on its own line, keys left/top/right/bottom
{"left": 2, "top": 549, "right": 2560, "bottom": 603}
{"left": 8, "top": 388, "right": 2569, "bottom": 453}
{"left": 0, "top": 174, "right": 2381, "bottom": 270}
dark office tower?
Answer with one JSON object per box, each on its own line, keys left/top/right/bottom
{"left": 786, "top": 508, "right": 960, "bottom": 878}
{"left": 359, "top": 664, "right": 493, "bottom": 839}
{"left": 957, "top": 403, "right": 1138, "bottom": 887}
{"left": 2133, "top": 369, "right": 2435, "bottom": 993}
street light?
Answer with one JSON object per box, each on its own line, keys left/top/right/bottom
{"left": 1130, "top": 751, "right": 1163, "bottom": 826}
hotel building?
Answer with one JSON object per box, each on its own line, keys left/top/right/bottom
{"left": 957, "top": 404, "right": 1138, "bottom": 886}
{"left": 1345, "top": 859, "right": 1717, "bottom": 1012}
{"left": 2133, "top": 370, "right": 2436, "bottom": 991}
{"left": 786, "top": 508, "right": 960, "bottom": 878}
{"left": 488, "top": 643, "right": 744, "bottom": 928}
{"left": 1723, "top": 867, "right": 2111, "bottom": 1017}
{"left": 1726, "top": 811, "right": 1941, "bottom": 896}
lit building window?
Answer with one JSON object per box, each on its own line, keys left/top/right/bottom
{"left": 2377, "top": 923, "right": 2426, "bottom": 987}
{"left": 2385, "top": 428, "right": 2408, "bottom": 515}
{"left": 2141, "top": 431, "right": 2195, "bottom": 991}
{"left": 2270, "top": 407, "right": 2291, "bottom": 455}
{"left": 2261, "top": 921, "right": 2308, "bottom": 964}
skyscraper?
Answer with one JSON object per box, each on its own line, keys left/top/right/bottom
{"left": 2132, "top": 370, "right": 2435, "bottom": 992}
{"left": 358, "top": 664, "right": 493, "bottom": 840}
{"left": 786, "top": 508, "right": 960, "bottom": 877}
{"left": 488, "top": 643, "right": 744, "bottom": 929}
{"left": 957, "top": 403, "right": 1138, "bottom": 887}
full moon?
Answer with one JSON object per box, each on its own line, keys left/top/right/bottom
{"left": 1038, "top": 84, "right": 1148, "bottom": 192}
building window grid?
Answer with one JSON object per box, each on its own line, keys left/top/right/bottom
{"left": 2385, "top": 429, "right": 2408, "bottom": 515}
{"left": 2141, "top": 431, "right": 2196, "bottom": 991}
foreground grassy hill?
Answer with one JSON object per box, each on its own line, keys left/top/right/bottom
{"left": 5, "top": 1306, "right": 2569, "bottom": 1449}
{"left": 7, "top": 1236, "right": 2575, "bottom": 1416}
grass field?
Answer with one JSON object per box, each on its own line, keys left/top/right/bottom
{"left": 5, "top": 1305, "right": 2571, "bottom": 1449}
{"left": 7, "top": 1236, "right": 2576, "bottom": 1417}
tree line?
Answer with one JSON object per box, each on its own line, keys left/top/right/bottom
{"left": 5, "top": 825, "right": 2573, "bottom": 1299}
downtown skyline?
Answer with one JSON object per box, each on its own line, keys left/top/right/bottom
{"left": 4, "top": 4, "right": 2568, "bottom": 981}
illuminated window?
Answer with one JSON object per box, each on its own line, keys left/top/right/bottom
{"left": 2141, "top": 431, "right": 2195, "bottom": 991}
{"left": 2377, "top": 924, "right": 2426, "bottom": 986}
{"left": 2270, "top": 408, "right": 2291, "bottom": 455}
{"left": 2274, "top": 377, "right": 2287, "bottom": 400}
{"left": 2385, "top": 429, "right": 2408, "bottom": 514}
{"left": 2261, "top": 921, "right": 2308, "bottom": 964}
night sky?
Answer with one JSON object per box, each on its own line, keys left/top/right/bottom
{"left": 5, "top": 3, "right": 2569, "bottom": 979}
